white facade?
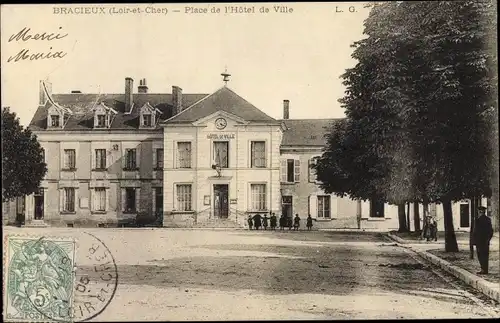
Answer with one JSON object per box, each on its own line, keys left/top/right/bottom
{"left": 162, "top": 111, "right": 283, "bottom": 226}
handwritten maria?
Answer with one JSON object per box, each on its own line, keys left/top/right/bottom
{"left": 7, "top": 27, "right": 68, "bottom": 63}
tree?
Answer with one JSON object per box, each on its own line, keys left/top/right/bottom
{"left": 2, "top": 107, "right": 47, "bottom": 201}
{"left": 316, "top": 1, "right": 496, "bottom": 250}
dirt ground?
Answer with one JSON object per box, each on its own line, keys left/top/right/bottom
{"left": 428, "top": 248, "right": 500, "bottom": 284}
{"left": 3, "top": 227, "right": 499, "bottom": 320}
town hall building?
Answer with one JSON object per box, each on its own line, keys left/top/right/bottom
{"left": 2, "top": 75, "right": 488, "bottom": 231}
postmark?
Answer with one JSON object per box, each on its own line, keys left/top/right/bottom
{"left": 3, "top": 232, "right": 118, "bottom": 322}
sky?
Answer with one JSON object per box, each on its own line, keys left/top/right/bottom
{"left": 1, "top": 3, "right": 370, "bottom": 126}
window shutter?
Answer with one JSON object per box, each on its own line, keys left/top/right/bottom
{"left": 135, "top": 188, "right": 141, "bottom": 212}
{"left": 294, "top": 159, "right": 301, "bottom": 182}
{"left": 153, "top": 148, "right": 158, "bottom": 169}
{"left": 309, "top": 195, "right": 318, "bottom": 219}
{"left": 60, "top": 189, "right": 64, "bottom": 212}
{"left": 121, "top": 188, "right": 126, "bottom": 212}
{"left": 308, "top": 159, "right": 312, "bottom": 182}
{"left": 90, "top": 189, "right": 95, "bottom": 211}
{"left": 135, "top": 149, "right": 140, "bottom": 169}
{"left": 280, "top": 160, "right": 287, "bottom": 182}
{"left": 122, "top": 150, "right": 127, "bottom": 169}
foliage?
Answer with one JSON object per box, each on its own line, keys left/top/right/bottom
{"left": 315, "top": 1, "right": 497, "bottom": 246}
{"left": 2, "top": 107, "right": 47, "bottom": 201}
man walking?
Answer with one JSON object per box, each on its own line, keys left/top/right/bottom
{"left": 473, "top": 206, "right": 494, "bottom": 275}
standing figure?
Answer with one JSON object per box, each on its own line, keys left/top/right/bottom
{"left": 253, "top": 213, "right": 262, "bottom": 230}
{"left": 431, "top": 218, "right": 438, "bottom": 241}
{"left": 262, "top": 214, "right": 269, "bottom": 230}
{"left": 473, "top": 206, "right": 494, "bottom": 275}
{"left": 287, "top": 216, "right": 293, "bottom": 231}
{"left": 293, "top": 214, "right": 301, "bottom": 231}
{"left": 279, "top": 215, "right": 285, "bottom": 231}
{"left": 306, "top": 214, "right": 313, "bottom": 231}
{"left": 425, "top": 215, "right": 433, "bottom": 241}
{"left": 247, "top": 215, "right": 253, "bottom": 230}
{"left": 270, "top": 213, "right": 277, "bottom": 230}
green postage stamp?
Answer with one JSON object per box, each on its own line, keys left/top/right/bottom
{"left": 3, "top": 235, "right": 77, "bottom": 322}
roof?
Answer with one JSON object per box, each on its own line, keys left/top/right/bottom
{"left": 280, "top": 118, "right": 344, "bottom": 146}
{"left": 28, "top": 93, "right": 208, "bottom": 131}
{"left": 165, "top": 86, "right": 279, "bottom": 124}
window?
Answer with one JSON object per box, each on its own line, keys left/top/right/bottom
{"left": 317, "top": 196, "right": 331, "bottom": 218}
{"left": 51, "top": 115, "right": 60, "bottom": 127}
{"left": 213, "top": 141, "right": 229, "bottom": 168}
{"left": 63, "top": 149, "right": 76, "bottom": 169}
{"left": 143, "top": 114, "right": 152, "bottom": 127}
{"left": 124, "top": 188, "right": 136, "bottom": 213}
{"left": 156, "top": 149, "right": 164, "bottom": 169}
{"left": 96, "top": 114, "right": 106, "bottom": 128}
{"left": 154, "top": 187, "right": 163, "bottom": 215}
{"left": 370, "top": 200, "right": 385, "bottom": 218}
{"left": 176, "top": 184, "right": 192, "bottom": 211}
{"left": 124, "top": 149, "right": 137, "bottom": 170}
{"left": 95, "top": 149, "right": 106, "bottom": 170}
{"left": 93, "top": 188, "right": 106, "bottom": 212}
{"left": 281, "top": 159, "right": 300, "bottom": 183}
{"left": 63, "top": 188, "right": 75, "bottom": 212}
{"left": 251, "top": 141, "right": 266, "bottom": 168}
{"left": 309, "top": 157, "right": 319, "bottom": 182}
{"left": 177, "top": 142, "right": 191, "bottom": 168}
{"left": 250, "top": 184, "right": 267, "bottom": 211}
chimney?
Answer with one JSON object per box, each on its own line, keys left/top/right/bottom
{"left": 283, "top": 100, "right": 290, "bottom": 120}
{"left": 39, "top": 80, "right": 52, "bottom": 106}
{"left": 138, "top": 78, "right": 148, "bottom": 93}
{"left": 172, "top": 86, "right": 183, "bottom": 115}
{"left": 125, "top": 77, "right": 134, "bottom": 111}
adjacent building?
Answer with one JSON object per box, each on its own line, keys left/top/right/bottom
{"left": 2, "top": 76, "right": 489, "bottom": 231}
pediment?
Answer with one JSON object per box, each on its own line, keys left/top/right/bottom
{"left": 192, "top": 110, "right": 249, "bottom": 126}
{"left": 93, "top": 102, "right": 117, "bottom": 114}
{"left": 140, "top": 102, "right": 162, "bottom": 115}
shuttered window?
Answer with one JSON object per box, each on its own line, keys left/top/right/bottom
{"left": 280, "top": 159, "right": 300, "bottom": 183}
{"left": 176, "top": 184, "right": 192, "bottom": 211}
{"left": 317, "top": 196, "right": 331, "bottom": 218}
{"left": 95, "top": 149, "right": 106, "bottom": 169}
{"left": 251, "top": 184, "right": 266, "bottom": 211}
{"left": 177, "top": 142, "right": 191, "bottom": 168}
{"left": 251, "top": 141, "right": 266, "bottom": 168}
{"left": 64, "top": 149, "right": 76, "bottom": 169}
{"left": 63, "top": 188, "right": 75, "bottom": 212}
{"left": 93, "top": 188, "right": 106, "bottom": 211}
{"left": 156, "top": 149, "right": 164, "bottom": 169}
{"left": 214, "top": 142, "right": 229, "bottom": 168}
{"left": 125, "top": 149, "right": 137, "bottom": 170}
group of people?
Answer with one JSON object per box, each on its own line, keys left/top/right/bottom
{"left": 422, "top": 215, "right": 438, "bottom": 242}
{"left": 247, "top": 213, "right": 314, "bottom": 231}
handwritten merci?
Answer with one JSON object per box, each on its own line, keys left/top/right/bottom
{"left": 7, "top": 27, "right": 68, "bottom": 63}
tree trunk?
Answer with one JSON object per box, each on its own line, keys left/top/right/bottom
{"left": 398, "top": 203, "right": 408, "bottom": 232}
{"left": 406, "top": 203, "right": 411, "bottom": 231}
{"left": 413, "top": 202, "right": 421, "bottom": 232}
{"left": 470, "top": 197, "right": 477, "bottom": 259}
{"left": 443, "top": 200, "right": 459, "bottom": 252}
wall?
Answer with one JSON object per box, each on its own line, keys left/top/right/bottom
{"left": 163, "top": 114, "right": 283, "bottom": 226}
{"left": 32, "top": 131, "right": 163, "bottom": 226}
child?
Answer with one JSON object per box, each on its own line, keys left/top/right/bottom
{"left": 306, "top": 214, "right": 313, "bottom": 231}
{"left": 247, "top": 215, "right": 253, "bottom": 230}
{"left": 293, "top": 214, "right": 300, "bottom": 231}
{"left": 270, "top": 213, "right": 277, "bottom": 230}
{"left": 279, "top": 215, "right": 285, "bottom": 230}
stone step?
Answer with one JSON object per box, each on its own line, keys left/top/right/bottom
{"left": 23, "top": 220, "right": 49, "bottom": 228}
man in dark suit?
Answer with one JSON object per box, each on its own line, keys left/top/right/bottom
{"left": 473, "top": 206, "right": 494, "bottom": 274}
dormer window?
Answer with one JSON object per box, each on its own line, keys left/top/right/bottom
{"left": 51, "top": 115, "right": 60, "bottom": 127}
{"left": 143, "top": 114, "right": 152, "bottom": 127}
{"left": 93, "top": 102, "right": 117, "bottom": 129}
{"left": 96, "top": 114, "right": 106, "bottom": 128}
{"left": 139, "top": 103, "right": 161, "bottom": 129}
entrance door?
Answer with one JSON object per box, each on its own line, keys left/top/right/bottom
{"left": 282, "top": 196, "right": 293, "bottom": 220}
{"left": 34, "top": 189, "right": 44, "bottom": 220}
{"left": 460, "top": 203, "right": 470, "bottom": 227}
{"left": 214, "top": 184, "right": 229, "bottom": 218}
